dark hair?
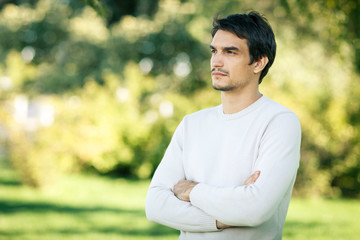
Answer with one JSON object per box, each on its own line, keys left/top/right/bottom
{"left": 212, "top": 11, "right": 276, "bottom": 84}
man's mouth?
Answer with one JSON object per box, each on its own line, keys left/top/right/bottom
{"left": 211, "top": 68, "right": 228, "bottom": 76}
{"left": 212, "top": 71, "right": 228, "bottom": 77}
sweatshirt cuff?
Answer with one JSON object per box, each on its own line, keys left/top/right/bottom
{"left": 196, "top": 214, "right": 219, "bottom": 232}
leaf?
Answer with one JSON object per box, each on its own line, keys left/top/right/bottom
{"left": 83, "top": 0, "right": 107, "bottom": 19}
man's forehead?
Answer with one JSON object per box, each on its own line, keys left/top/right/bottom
{"left": 211, "top": 30, "right": 247, "bottom": 48}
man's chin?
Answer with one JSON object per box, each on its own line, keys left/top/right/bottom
{"left": 212, "top": 85, "right": 234, "bottom": 91}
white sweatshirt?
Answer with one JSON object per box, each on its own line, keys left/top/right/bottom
{"left": 145, "top": 96, "right": 301, "bottom": 240}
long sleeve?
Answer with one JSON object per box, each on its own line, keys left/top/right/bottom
{"left": 145, "top": 120, "right": 219, "bottom": 232}
{"left": 189, "top": 112, "right": 301, "bottom": 227}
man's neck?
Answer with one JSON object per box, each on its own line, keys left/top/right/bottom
{"left": 221, "top": 88, "right": 262, "bottom": 114}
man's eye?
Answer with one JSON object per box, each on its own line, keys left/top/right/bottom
{"left": 211, "top": 49, "right": 217, "bottom": 53}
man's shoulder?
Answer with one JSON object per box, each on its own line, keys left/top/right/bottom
{"left": 184, "top": 105, "right": 221, "bottom": 121}
{"left": 262, "top": 96, "right": 300, "bottom": 126}
{"left": 263, "top": 96, "right": 298, "bottom": 116}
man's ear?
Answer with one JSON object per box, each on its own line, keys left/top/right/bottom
{"left": 253, "top": 56, "right": 269, "bottom": 74}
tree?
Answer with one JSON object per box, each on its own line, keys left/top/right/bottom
{"left": 0, "top": 0, "right": 359, "bottom": 197}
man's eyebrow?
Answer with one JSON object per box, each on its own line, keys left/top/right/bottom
{"left": 223, "top": 46, "right": 240, "bottom": 51}
{"left": 209, "top": 45, "right": 240, "bottom": 51}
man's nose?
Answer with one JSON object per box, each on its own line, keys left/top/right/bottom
{"left": 211, "top": 54, "right": 224, "bottom": 68}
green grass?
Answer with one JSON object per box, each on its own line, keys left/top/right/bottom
{"left": 0, "top": 167, "right": 359, "bottom": 240}
{"left": 284, "top": 197, "right": 359, "bottom": 240}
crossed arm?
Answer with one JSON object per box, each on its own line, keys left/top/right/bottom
{"left": 146, "top": 165, "right": 263, "bottom": 232}
{"left": 146, "top": 114, "right": 301, "bottom": 232}
{"left": 173, "top": 171, "right": 261, "bottom": 229}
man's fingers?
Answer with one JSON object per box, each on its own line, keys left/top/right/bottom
{"left": 250, "top": 170, "right": 260, "bottom": 184}
{"left": 173, "top": 180, "right": 198, "bottom": 202}
{"left": 174, "top": 180, "right": 189, "bottom": 191}
{"left": 253, "top": 170, "right": 260, "bottom": 181}
{"left": 173, "top": 180, "right": 183, "bottom": 193}
{"left": 216, "top": 220, "right": 232, "bottom": 229}
{"left": 244, "top": 170, "right": 261, "bottom": 186}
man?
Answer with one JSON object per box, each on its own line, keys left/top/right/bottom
{"left": 145, "top": 11, "right": 301, "bottom": 240}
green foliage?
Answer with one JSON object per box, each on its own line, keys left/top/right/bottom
{"left": 261, "top": 31, "right": 360, "bottom": 197}
{"left": 84, "top": 0, "right": 107, "bottom": 18}
{"left": 0, "top": 0, "right": 359, "bottom": 197}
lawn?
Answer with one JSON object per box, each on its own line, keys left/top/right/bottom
{"left": 0, "top": 167, "right": 359, "bottom": 240}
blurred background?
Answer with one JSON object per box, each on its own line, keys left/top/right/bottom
{"left": 0, "top": 0, "right": 359, "bottom": 239}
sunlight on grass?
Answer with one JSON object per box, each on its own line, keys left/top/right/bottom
{"left": 284, "top": 197, "right": 359, "bottom": 240}
{"left": 0, "top": 167, "right": 178, "bottom": 240}
{"left": 0, "top": 167, "right": 359, "bottom": 240}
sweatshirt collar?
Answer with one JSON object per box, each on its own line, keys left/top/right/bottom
{"left": 218, "top": 95, "right": 267, "bottom": 120}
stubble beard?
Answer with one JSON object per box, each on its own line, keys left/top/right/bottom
{"left": 212, "top": 75, "right": 237, "bottom": 92}
{"left": 211, "top": 68, "right": 236, "bottom": 91}
{"left": 212, "top": 76, "right": 251, "bottom": 92}
{"left": 212, "top": 84, "right": 236, "bottom": 92}
{"left": 212, "top": 78, "right": 245, "bottom": 92}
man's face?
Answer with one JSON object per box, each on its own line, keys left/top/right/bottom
{"left": 210, "top": 30, "right": 256, "bottom": 92}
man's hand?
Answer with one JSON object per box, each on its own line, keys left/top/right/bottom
{"left": 216, "top": 220, "right": 232, "bottom": 229}
{"left": 244, "top": 170, "right": 261, "bottom": 186}
{"left": 173, "top": 180, "right": 198, "bottom": 202}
